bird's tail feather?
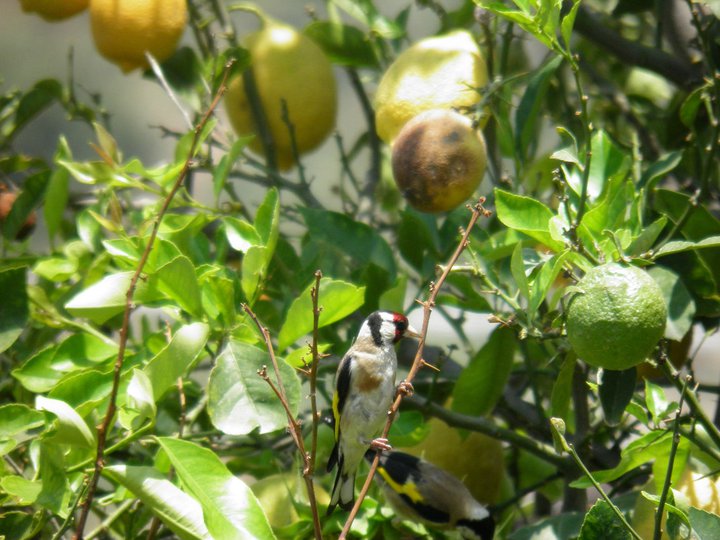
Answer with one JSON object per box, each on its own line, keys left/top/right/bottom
{"left": 327, "top": 453, "right": 355, "bottom": 515}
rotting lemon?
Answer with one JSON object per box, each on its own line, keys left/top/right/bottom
{"left": 224, "top": 14, "right": 337, "bottom": 171}
{"left": 374, "top": 30, "right": 488, "bottom": 145}
{"left": 20, "top": 0, "right": 89, "bottom": 20}
{"left": 566, "top": 263, "right": 667, "bottom": 371}
{"left": 90, "top": 0, "right": 188, "bottom": 73}
{"left": 391, "top": 109, "right": 487, "bottom": 213}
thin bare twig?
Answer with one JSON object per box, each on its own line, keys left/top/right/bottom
{"left": 339, "top": 199, "right": 491, "bottom": 539}
{"left": 71, "top": 62, "right": 235, "bottom": 540}
{"left": 243, "top": 305, "right": 324, "bottom": 539}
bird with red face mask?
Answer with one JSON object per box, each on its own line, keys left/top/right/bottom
{"left": 326, "top": 311, "right": 420, "bottom": 515}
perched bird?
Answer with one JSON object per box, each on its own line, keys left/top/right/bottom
{"left": 326, "top": 311, "right": 420, "bottom": 515}
{"left": 368, "top": 450, "right": 495, "bottom": 540}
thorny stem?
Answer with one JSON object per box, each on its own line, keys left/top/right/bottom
{"left": 653, "top": 376, "right": 689, "bottom": 540}
{"left": 243, "top": 306, "right": 324, "bottom": 540}
{"left": 339, "top": 199, "right": 492, "bottom": 539}
{"left": 71, "top": 62, "right": 235, "bottom": 540}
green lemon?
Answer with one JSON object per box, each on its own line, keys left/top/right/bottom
{"left": 566, "top": 263, "right": 667, "bottom": 370}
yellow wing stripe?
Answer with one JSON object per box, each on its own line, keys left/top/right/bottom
{"left": 377, "top": 465, "right": 423, "bottom": 503}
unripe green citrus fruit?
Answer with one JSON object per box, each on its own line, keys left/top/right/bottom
{"left": 566, "top": 263, "right": 667, "bottom": 371}
{"left": 374, "top": 30, "right": 488, "bottom": 145}
{"left": 224, "top": 15, "right": 337, "bottom": 170}
{"left": 391, "top": 109, "right": 486, "bottom": 213}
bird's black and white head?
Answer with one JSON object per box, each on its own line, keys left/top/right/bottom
{"left": 358, "top": 311, "right": 420, "bottom": 348}
{"left": 457, "top": 505, "right": 495, "bottom": 540}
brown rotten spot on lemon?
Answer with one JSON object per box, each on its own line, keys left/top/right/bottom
{"left": 392, "top": 109, "right": 487, "bottom": 213}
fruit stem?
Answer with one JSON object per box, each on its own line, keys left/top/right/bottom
{"left": 550, "top": 420, "right": 643, "bottom": 540}
{"left": 653, "top": 375, "right": 688, "bottom": 540}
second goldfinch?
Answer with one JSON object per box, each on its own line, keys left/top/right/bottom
{"left": 369, "top": 450, "right": 495, "bottom": 540}
{"left": 326, "top": 311, "right": 419, "bottom": 515}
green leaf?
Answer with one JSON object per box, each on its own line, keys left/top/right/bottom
{"left": 644, "top": 380, "right": 676, "bottom": 424}
{"left": 494, "top": 188, "right": 563, "bottom": 250}
{"left": 679, "top": 85, "right": 705, "bottom": 128}
{"left": 35, "top": 396, "right": 95, "bottom": 448}
{"left": 241, "top": 245, "right": 268, "bottom": 303}
{"left": 13, "top": 79, "right": 63, "bottom": 136}
{"left": 571, "top": 430, "right": 671, "bottom": 488}
{"left": 647, "top": 266, "right": 695, "bottom": 341}
{"left": 284, "top": 343, "right": 330, "bottom": 369}
{"left": 157, "top": 437, "right": 276, "bottom": 540}
{"left": 36, "top": 443, "right": 71, "bottom": 517}
{"left": 224, "top": 218, "right": 261, "bottom": 253}
{"left": 550, "top": 355, "right": 576, "bottom": 421}
{"left": 653, "top": 235, "right": 720, "bottom": 258}
{"left": 155, "top": 256, "right": 202, "bottom": 317}
{"left": 0, "top": 510, "right": 44, "bottom": 540}
{"left": 12, "top": 333, "right": 118, "bottom": 393}
{"left": 561, "top": 0, "right": 581, "bottom": 48}
{"left": 0, "top": 404, "right": 46, "bottom": 439}
{"left": 33, "top": 257, "right": 77, "bottom": 281}
{"left": 45, "top": 139, "right": 71, "bottom": 244}
{"left": 104, "top": 465, "right": 211, "bottom": 540}
{"left": 0, "top": 476, "right": 42, "bottom": 505}
{"left": 278, "top": 278, "right": 366, "bottom": 352}
{"left": 507, "top": 512, "right": 584, "bottom": 540}
{"left": 578, "top": 500, "right": 630, "bottom": 540}
{"left": 207, "top": 341, "right": 301, "bottom": 435}
{"left": 689, "top": 507, "right": 720, "bottom": 540}
{"left": 638, "top": 150, "right": 683, "bottom": 190}
{"left": 300, "top": 207, "right": 397, "bottom": 281}
{"left": 515, "top": 55, "right": 563, "bottom": 161}
{"left": 213, "top": 137, "right": 252, "bottom": 200}
{"left": 598, "top": 368, "right": 636, "bottom": 426}
{"left": 388, "top": 410, "right": 431, "bottom": 447}
{"left": 119, "top": 368, "right": 156, "bottom": 430}
{"left": 511, "top": 244, "right": 530, "bottom": 301}
{"left": 452, "top": 327, "right": 516, "bottom": 417}
{"left": 255, "top": 188, "right": 280, "bottom": 266}
{"left": 627, "top": 217, "right": 667, "bottom": 255}
{"left": 304, "top": 21, "right": 378, "bottom": 67}
{"left": 0, "top": 266, "right": 28, "bottom": 353}
{"left": 65, "top": 271, "right": 164, "bottom": 324}
{"left": 2, "top": 170, "right": 47, "bottom": 241}
{"left": 144, "top": 322, "right": 209, "bottom": 400}
{"left": 529, "top": 250, "right": 571, "bottom": 314}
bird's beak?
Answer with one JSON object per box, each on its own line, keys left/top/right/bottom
{"left": 405, "top": 324, "right": 421, "bottom": 339}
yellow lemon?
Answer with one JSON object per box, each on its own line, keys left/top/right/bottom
{"left": 375, "top": 30, "right": 488, "bottom": 145}
{"left": 566, "top": 263, "right": 667, "bottom": 371}
{"left": 224, "top": 15, "right": 337, "bottom": 170}
{"left": 20, "top": 0, "right": 89, "bottom": 20}
{"left": 90, "top": 0, "right": 188, "bottom": 73}
{"left": 392, "top": 109, "right": 487, "bottom": 213}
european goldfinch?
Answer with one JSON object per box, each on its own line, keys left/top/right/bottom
{"left": 326, "top": 311, "right": 420, "bottom": 515}
{"left": 369, "top": 450, "right": 495, "bottom": 539}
